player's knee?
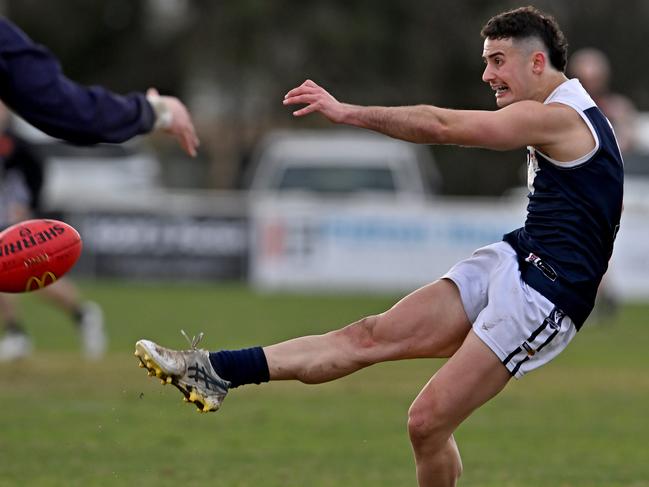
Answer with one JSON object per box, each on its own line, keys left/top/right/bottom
{"left": 337, "top": 314, "right": 381, "bottom": 351}
{"left": 407, "top": 398, "right": 453, "bottom": 448}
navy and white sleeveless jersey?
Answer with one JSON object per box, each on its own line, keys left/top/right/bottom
{"left": 503, "top": 79, "right": 624, "bottom": 329}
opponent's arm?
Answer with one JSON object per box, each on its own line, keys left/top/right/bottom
{"left": 284, "top": 79, "right": 576, "bottom": 153}
{"left": 0, "top": 19, "right": 198, "bottom": 156}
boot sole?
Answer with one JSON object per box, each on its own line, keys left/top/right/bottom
{"left": 134, "top": 341, "right": 219, "bottom": 413}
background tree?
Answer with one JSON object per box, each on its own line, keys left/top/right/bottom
{"left": 5, "top": 0, "right": 648, "bottom": 194}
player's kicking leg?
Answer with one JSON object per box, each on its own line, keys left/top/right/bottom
{"left": 135, "top": 279, "right": 471, "bottom": 409}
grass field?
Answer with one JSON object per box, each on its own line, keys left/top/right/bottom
{"left": 0, "top": 280, "right": 648, "bottom": 487}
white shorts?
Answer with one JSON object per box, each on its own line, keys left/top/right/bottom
{"left": 443, "top": 241, "right": 576, "bottom": 379}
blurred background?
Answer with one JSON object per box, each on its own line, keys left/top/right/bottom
{"left": 2, "top": 0, "right": 649, "bottom": 298}
{"left": 2, "top": 3, "right": 649, "bottom": 486}
{"left": 5, "top": 0, "right": 649, "bottom": 189}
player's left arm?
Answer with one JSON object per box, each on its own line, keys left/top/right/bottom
{"left": 0, "top": 19, "right": 199, "bottom": 156}
{"left": 284, "top": 80, "right": 578, "bottom": 153}
{"left": 0, "top": 18, "right": 152, "bottom": 145}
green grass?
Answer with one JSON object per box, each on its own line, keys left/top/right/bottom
{"left": 1, "top": 281, "right": 648, "bottom": 486}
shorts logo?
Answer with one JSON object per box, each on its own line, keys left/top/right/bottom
{"left": 545, "top": 307, "right": 566, "bottom": 330}
{"left": 25, "top": 271, "right": 57, "bottom": 291}
{"left": 522, "top": 342, "right": 536, "bottom": 356}
{"left": 481, "top": 322, "right": 496, "bottom": 331}
{"left": 525, "top": 253, "right": 557, "bottom": 282}
{"left": 503, "top": 306, "right": 568, "bottom": 376}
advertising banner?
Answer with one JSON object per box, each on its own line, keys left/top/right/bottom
{"left": 250, "top": 195, "right": 649, "bottom": 301}
{"left": 65, "top": 212, "right": 248, "bottom": 280}
{"left": 250, "top": 196, "right": 526, "bottom": 292}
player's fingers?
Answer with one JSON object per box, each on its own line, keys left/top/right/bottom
{"left": 181, "top": 133, "right": 198, "bottom": 157}
{"left": 285, "top": 80, "right": 324, "bottom": 96}
{"left": 292, "top": 105, "right": 319, "bottom": 117}
{"left": 284, "top": 86, "right": 319, "bottom": 100}
{"left": 283, "top": 94, "right": 319, "bottom": 106}
{"left": 147, "top": 87, "right": 160, "bottom": 97}
{"left": 175, "top": 126, "right": 195, "bottom": 157}
{"left": 188, "top": 127, "right": 200, "bottom": 151}
{"left": 178, "top": 121, "right": 199, "bottom": 157}
{"left": 167, "top": 101, "right": 200, "bottom": 155}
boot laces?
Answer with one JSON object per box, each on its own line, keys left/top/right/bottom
{"left": 180, "top": 329, "right": 204, "bottom": 350}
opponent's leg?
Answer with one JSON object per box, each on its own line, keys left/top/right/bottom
{"left": 0, "top": 294, "right": 32, "bottom": 361}
{"left": 39, "top": 279, "right": 106, "bottom": 359}
{"left": 38, "top": 278, "right": 80, "bottom": 312}
{"left": 407, "top": 330, "right": 511, "bottom": 487}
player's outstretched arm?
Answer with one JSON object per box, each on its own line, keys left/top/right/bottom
{"left": 283, "top": 79, "right": 455, "bottom": 144}
{"left": 283, "top": 79, "right": 573, "bottom": 152}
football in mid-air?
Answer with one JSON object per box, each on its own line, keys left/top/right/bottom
{"left": 0, "top": 219, "right": 82, "bottom": 293}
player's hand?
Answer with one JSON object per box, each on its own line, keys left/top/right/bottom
{"left": 147, "top": 88, "right": 200, "bottom": 157}
{"left": 283, "top": 80, "right": 347, "bottom": 123}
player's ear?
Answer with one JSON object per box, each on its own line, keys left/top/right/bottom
{"left": 532, "top": 51, "right": 546, "bottom": 74}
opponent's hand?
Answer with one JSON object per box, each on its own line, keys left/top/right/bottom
{"left": 283, "top": 80, "right": 347, "bottom": 123}
{"left": 147, "top": 88, "right": 200, "bottom": 157}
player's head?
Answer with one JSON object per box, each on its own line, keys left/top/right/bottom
{"left": 480, "top": 6, "right": 568, "bottom": 107}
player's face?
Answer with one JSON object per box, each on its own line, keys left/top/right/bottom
{"left": 482, "top": 37, "right": 534, "bottom": 107}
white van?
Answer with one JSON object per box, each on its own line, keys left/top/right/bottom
{"left": 246, "top": 129, "right": 440, "bottom": 201}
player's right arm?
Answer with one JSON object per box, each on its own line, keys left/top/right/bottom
{"left": 0, "top": 19, "right": 198, "bottom": 156}
{"left": 283, "top": 79, "right": 586, "bottom": 158}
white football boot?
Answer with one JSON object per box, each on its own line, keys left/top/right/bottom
{"left": 134, "top": 331, "right": 230, "bottom": 413}
{"left": 0, "top": 331, "right": 33, "bottom": 362}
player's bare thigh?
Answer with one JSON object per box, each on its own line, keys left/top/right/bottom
{"left": 341, "top": 278, "right": 472, "bottom": 362}
{"left": 386, "top": 278, "right": 471, "bottom": 358}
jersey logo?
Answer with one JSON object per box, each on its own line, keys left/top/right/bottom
{"left": 525, "top": 252, "right": 557, "bottom": 282}
{"left": 526, "top": 147, "right": 540, "bottom": 194}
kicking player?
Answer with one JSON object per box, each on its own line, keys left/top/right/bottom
{"left": 135, "top": 7, "right": 623, "bottom": 487}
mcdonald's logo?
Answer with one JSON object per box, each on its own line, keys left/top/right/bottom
{"left": 25, "top": 271, "right": 57, "bottom": 292}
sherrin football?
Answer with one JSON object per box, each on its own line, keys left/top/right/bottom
{"left": 0, "top": 219, "right": 82, "bottom": 293}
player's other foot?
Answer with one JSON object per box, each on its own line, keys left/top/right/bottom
{"left": 134, "top": 332, "right": 230, "bottom": 412}
{"left": 79, "top": 301, "right": 106, "bottom": 360}
{"left": 0, "top": 331, "right": 33, "bottom": 362}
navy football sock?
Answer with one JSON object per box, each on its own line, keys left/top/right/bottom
{"left": 208, "top": 347, "right": 270, "bottom": 388}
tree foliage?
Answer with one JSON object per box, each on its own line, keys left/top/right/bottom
{"left": 6, "top": 0, "right": 649, "bottom": 193}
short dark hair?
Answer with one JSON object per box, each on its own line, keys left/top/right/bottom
{"left": 480, "top": 6, "right": 568, "bottom": 72}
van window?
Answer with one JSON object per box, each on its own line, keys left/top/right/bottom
{"left": 277, "top": 164, "right": 397, "bottom": 194}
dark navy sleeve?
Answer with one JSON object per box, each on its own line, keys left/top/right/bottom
{"left": 0, "top": 18, "right": 155, "bottom": 145}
